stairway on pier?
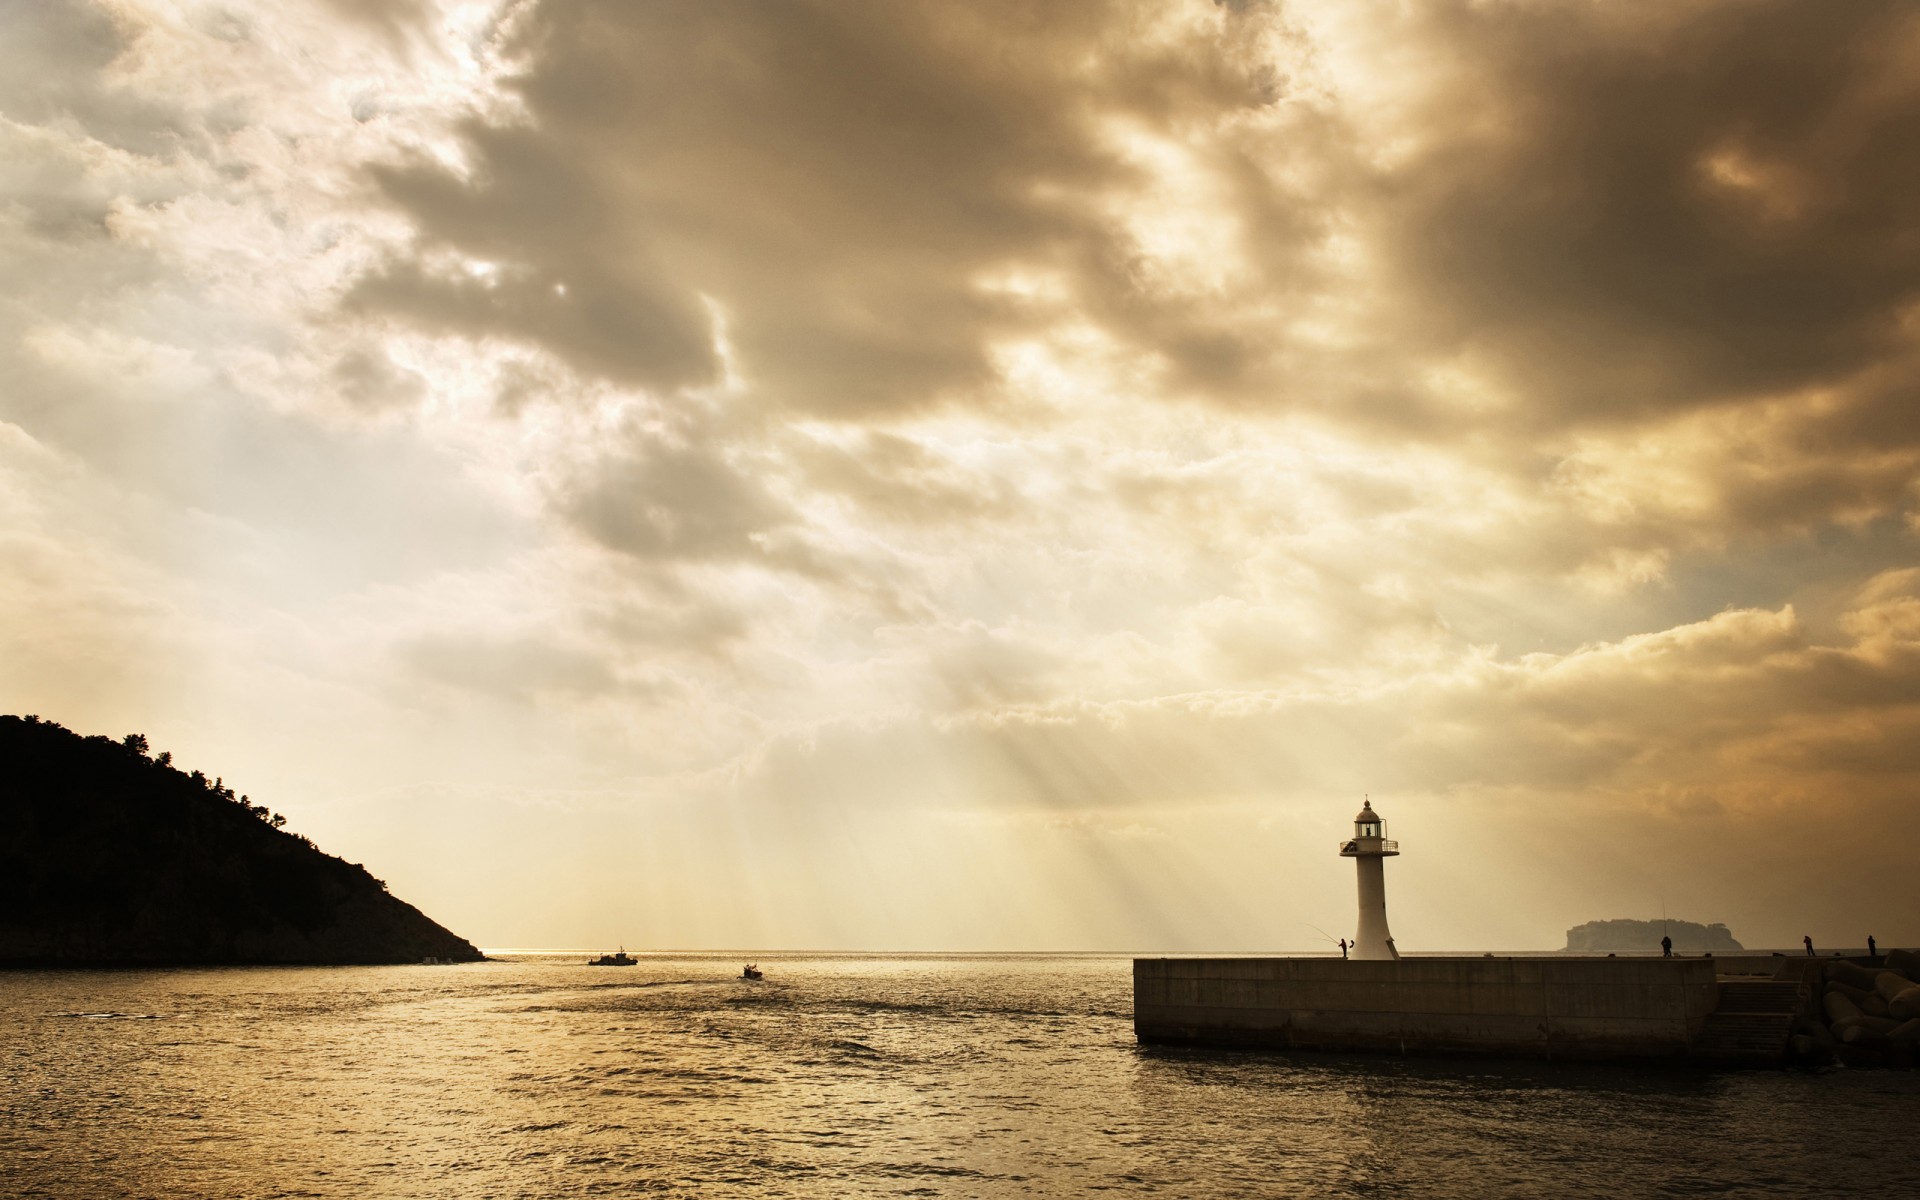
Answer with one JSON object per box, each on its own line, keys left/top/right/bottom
{"left": 1691, "top": 980, "right": 1807, "bottom": 1060}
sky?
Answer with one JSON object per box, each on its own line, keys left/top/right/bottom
{"left": 4, "top": 0, "right": 1919, "bottom": 952}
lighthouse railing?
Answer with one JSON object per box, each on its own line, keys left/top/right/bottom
{"left": 1337, "top": 838, "right": 1398, "bottom": 854}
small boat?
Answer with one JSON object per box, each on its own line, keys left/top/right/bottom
{"left": 741, "top": 963, "right": 763, "bottom": 980}
{"left": 588, "top": 948, "right": 638, "bottom": 967}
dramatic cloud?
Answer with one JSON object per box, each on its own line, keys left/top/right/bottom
{"left": 3, "top": 0, "right": 1917, "bottom": 950}
{"left": 1372, "top": 1, "right": 1920, "bottom": 422}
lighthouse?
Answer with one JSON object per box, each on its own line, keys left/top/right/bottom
{"left": 1338, "top": 799, "right": 1400, "bottom": 960}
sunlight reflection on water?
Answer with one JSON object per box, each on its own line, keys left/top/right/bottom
{"left": 3, "top": 954, "right": 1915, "bottom": 1198}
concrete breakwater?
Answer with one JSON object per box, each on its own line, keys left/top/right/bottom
{"left": 1793, "top": 951, "right": 1920, "bottom": 1067}
{"left": 1134, "top": 957, "right": 1724, "bottom": 1060}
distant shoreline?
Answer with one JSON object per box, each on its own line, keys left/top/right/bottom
{"left": 7, "top": 947, "right": 1889, "bottom": 967}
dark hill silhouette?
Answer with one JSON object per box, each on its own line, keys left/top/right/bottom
{"left": 1564, "top": 918, "right": 1743, "bottom": 953}
{"left": 0, "top": 715, "right": 483, "bottom": 965}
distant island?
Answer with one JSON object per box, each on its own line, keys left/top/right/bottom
{"left": 0, "top": 715, "right": 484, "bottom": 966}
{"left": 1564, "top": 918, "right": 1743, "bottom": 954}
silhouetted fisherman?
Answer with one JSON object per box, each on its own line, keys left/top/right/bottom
{"left": 1661, "top": 935, "right": 1672, "bottom": 958}
{"left": 1803, "top": 934, "right": 1815, "bottom": 956}
{"left": 1339, "top": 938, "right": 1349, "bottom": 959}
{"left": 1868, "top": 934, "right": 1877, "bottom": 962}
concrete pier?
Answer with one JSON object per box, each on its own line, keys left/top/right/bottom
{"left": 1134, "top": 956, "right": 1724, "bottom": 1059}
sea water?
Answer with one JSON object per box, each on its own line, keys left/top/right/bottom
{"left": 3, "top": 953, "right": 1915, "bottom": 1198}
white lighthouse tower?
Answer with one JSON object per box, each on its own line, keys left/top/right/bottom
{"left": 1338, "top": 799, "right": 1400, "bottom": 960}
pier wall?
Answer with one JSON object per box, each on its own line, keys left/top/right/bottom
{"left": 1133, "top": 957, "right": 1720, "bottom": 1059}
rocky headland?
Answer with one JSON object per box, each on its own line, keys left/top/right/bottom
{"left": 0, "top": 715, "right": 483, "bottom": 966}
{"left": 1564, "top": 918, "right": 1743, "bottom": 953}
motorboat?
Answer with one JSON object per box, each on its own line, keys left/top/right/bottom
{"left": 588, "top": 948, "right": 638, "bottom": 967}
{"left": 741, "top": 963, "right": 763, "bottom": 980}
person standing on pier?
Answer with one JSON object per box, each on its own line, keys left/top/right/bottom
{"left": 1339, "top": 938, "right": 1349, "bottom": 959}
{"left": 1868, "top": 934, "right": 1877, "bottom": 962}
{"left": 1661, "top": 935, "right": 1672, "bottom": 958}
{"left": 1803, "top": 935, "right": 1815, "bottom": 956}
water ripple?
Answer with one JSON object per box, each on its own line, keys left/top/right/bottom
{"left": 3, "top": 955, "right": 1916, "bottom": 1198}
